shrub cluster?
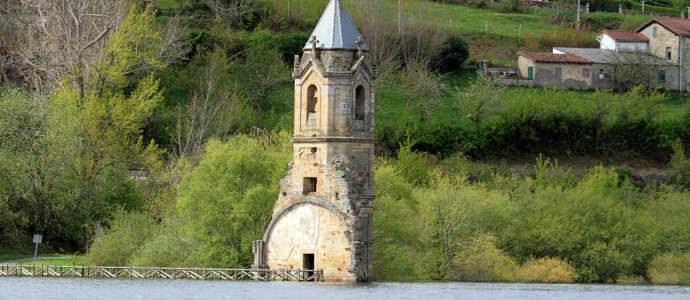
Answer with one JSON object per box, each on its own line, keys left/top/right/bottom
{"left": 649, "top": 252, "right": 690, "bottom": 285}
{"left": 377, "top": 88, "right": 690, "bottom": 161}
{"left": 373, "top": 140, "right": 690, "bottom": 283}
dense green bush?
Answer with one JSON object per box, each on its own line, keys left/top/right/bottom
{"left": 0, "top": 88, "right": 139, "bottom": 251}
{"left": 184, "top": 29, "right": 217, "bottom": 60}
{"left": 430, "top": 33, "right": 470, "bottom": 73}
{"left": 668, "top": 140, "right": 690, "bottom": 189}
{"left": 628, "top": 2, "right": 682, "bottom": 14}
{"left": 371, "top": 149, "right": 690, "bottom": 283}
{"left": 247, "top": 30, "right": 310, "bottom": 62}
{"left": 649, "top": 252, "right": 690, "bottom": 285}
{"left": 448, "top": 234, "right": 519, "bottom": 282}
{"left": 519, "top": 257, "right": 577, "bottom": 283}
{"left": 377, "top": 88, "right": 690, "bottom": 160}
{"left": 86, "top": 210, "right": 159, "bottom": 266}
{"left": 92, "top": 134, "right": 291, "bottom": 268}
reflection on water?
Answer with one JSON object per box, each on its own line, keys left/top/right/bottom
{"left": 1, "top": 277, "right": 689, "bottom": 300}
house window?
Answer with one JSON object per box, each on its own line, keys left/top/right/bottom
{"left": 306, "top": 85, "right": 318, "bottom": 120}
{"left": 303, "top": 177, "right": 317, "bottom": 195}
{"left": 666, "top": 47, "right": 672, "bottom": 60}
{"left": 599, "top": 69, "right": 611, "bottom": 80}
{"left": 653, "top": 26, "right": 658, "bottom": 37}
{"left": 354, "top": 85, "right": 365, "bottom": 120}
{"left": 659, "top": 70, "right": 666, "bottom": 84}
{"left": 583, "top": 68, "right": 590, "bottom": 78}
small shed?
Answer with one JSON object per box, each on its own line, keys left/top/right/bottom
{"left": 518, "top": 52, "right": 595, "bottom": 89}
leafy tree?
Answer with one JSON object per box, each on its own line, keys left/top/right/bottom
{"left": 51, "top": 4, "right": 169, "bottom": 195}
{"left": 231, "top": 44, "right": 291, "bottom": 111}
{"left": 0, "top": 88, "right": 137, "bottom": 250}
{"left": 672, "top": 0, "right": 690, "bottom": 8}
{"left": 668, "top": 140, "right": 690, "bottom": 190}
{"left": 173, "top": 136, "right": 290, "bottom": 267}
{"left": 608, "top": 49, "right": 674, "bottom": 90}
{"left": 416, "top": 171, "right": 515, "bottom": 278}
{"left": 455, "top": 74, "right": 507, "bottom": 125}
{"left": 397, "top": 60, "right": 445, "bottom": 123}
{"left": 372, "top": 164, "right": 424, "bottom": 279}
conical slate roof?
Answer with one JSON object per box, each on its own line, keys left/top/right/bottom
{"left": 304, "top": 0, "right": 368, "bottom": 50}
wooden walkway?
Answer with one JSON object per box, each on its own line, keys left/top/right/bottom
{"left": 0, "top": 265, "right": 323, "bottom": 282}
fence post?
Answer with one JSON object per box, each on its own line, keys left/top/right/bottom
{"left": 586, "top": 2, "right": 589, "bottom": 14}
{"left": 619, "top": 4, "right": 623, "bottom": 14}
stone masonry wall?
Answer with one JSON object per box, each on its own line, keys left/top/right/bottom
{"left": 260, "top": 47, "right": 376, "bottom": 282}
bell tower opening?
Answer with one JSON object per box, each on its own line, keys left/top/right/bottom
{"left": 355, "top": 85, "right": 365, "bottom": 120}
{"left": 307, "top": 85, "right": 318, "bottom": 120}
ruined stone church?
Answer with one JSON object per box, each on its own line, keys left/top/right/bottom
{"left": 252, "top": 0, "right": 377, "bottom": 282}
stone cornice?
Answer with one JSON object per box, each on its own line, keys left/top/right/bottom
{"left": 292, "top": 136, "right": 376, "bottom": 143}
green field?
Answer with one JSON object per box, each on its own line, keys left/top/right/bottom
{"left": 155, "top": 0, "right": 179, "bottom": 9}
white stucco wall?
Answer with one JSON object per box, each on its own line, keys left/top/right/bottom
{"left": 599, "top": 34, "right": 616, "bottom": 50}
{"left": 599, "top": 34, "right": 648, "bottom": 52}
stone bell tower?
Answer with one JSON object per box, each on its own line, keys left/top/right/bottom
{"left": 252, "top": 0, "right": 377, "bottom": 282}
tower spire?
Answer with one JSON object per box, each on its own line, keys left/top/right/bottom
{"left": 304, "top": 0, "right": 368, "bottom": 50}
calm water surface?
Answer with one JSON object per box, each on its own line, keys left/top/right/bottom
{"left": 1, "top": 277, "right": 689, "bottom": 300}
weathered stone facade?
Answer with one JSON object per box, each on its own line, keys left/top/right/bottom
{"left": 638, "top": 23, "right": 690, "bottom": 91}
{"left": 253, "top": 0, "right": 376, "bottom": 282}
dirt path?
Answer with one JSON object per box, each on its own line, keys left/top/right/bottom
{"left": 0, "top": 257, "right": 58, "bottom": 265}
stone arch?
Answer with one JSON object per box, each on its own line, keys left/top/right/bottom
{"left": 263, "top": 198, "right": 355, "bottom": 277}
{"left": 354, "top": 85, "right": 365, "bottom": 120}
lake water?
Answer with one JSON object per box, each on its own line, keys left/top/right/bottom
{"left": 1, "top": 277, "right": 689, "bottom": 300}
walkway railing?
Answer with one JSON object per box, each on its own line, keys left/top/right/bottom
{"left": 0, "top": 265, "right": 323, "bottom": 282}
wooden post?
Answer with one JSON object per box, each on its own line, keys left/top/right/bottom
{"left": 577, "top": 0, "right": 580, "bottom": 30}
{"left": 519, "top": 24, "right": 522, "bottom": 35}
{"left": 485, "top": 20, "right": 488, "bottom": 32}
{"left": 398, "top": 0, "right": 403, "bottom": 34}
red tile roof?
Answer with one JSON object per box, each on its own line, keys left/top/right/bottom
{"left": 635, "top": 18, "right": 690, "bottom": 36}
{"left": 517, "top": 52, "right": 593, "bottom": 64}
{"left": 597, "top": 30, "right": 649, "bottom": 42}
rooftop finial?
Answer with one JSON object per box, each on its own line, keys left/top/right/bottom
{"left": 355, "top": 36, "right": 365, "bottom": 57}
{"left": 310, "top": 36, "right": 320, "bottom": 53}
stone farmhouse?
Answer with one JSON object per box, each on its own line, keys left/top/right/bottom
{"left": 515, "top": 18, "right": 690, "bottom": 91}
{"left": 251, "top": 0, "right": 376, "bottom": 282}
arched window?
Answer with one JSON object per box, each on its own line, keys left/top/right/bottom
{"left": 354, "top": 85, "right": 365, "bottom": 120}
{"left": 307, "top": 85, "right": 318, "bottom": 120}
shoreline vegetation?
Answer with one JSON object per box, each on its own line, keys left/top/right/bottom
{"left": 0, "top": 0, "right": 689, "bottom": 286}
